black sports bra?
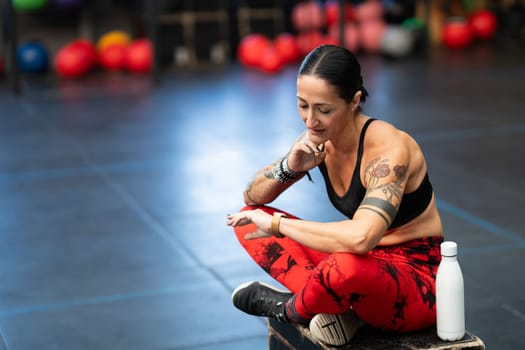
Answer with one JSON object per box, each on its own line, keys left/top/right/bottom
{"left": 318, "top": 118, "right": 433, "bottom": 229}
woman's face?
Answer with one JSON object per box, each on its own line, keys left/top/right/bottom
{"left": 296, "top": 74, "right": 354, "bottom": 146}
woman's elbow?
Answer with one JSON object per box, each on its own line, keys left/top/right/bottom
{"left": 242, "top": 191, "right": 255, "bottom": 206}
{"left": 337, "top": 229, "right": 379, "bottom": 255}
{"left": 242, "top": 190, "right": 272, "bottom": 206}
{"left": 351, "top": 238, "right": 373, "bottom": 255}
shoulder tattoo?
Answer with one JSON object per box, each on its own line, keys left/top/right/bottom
{"left": 359, "top": 157, "right": 408, "bottom": 226}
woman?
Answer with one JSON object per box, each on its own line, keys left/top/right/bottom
{"left": 226, "top": 45, "right": 444, "bottom": 346}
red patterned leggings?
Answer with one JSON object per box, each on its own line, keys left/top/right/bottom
{"left": 233, "top": 205, "right": 443, "bottom": 332}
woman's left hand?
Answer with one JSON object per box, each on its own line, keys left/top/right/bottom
{"left": 226, "top": 209, "right": 273, "bottom": 240}
{"left": 287, "top": 133, "right": 326, "bottom": 173}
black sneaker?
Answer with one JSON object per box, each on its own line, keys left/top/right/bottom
{"left": 231, "top": 281, "right": 292, "bottom": 322}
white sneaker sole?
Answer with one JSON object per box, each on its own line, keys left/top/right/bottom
{"left": 231, "top": 281, "right": 289, "bottom": 303}
{"left": 309, "top": 311, "right": 363, "bottom": 346}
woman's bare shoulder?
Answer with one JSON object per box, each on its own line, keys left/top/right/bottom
{"left": 365, "top": 119, "right": 414, "bottom": 149}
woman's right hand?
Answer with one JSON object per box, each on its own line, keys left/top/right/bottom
{"left": 287, "top": 133, "right": 326, "bottom": 172}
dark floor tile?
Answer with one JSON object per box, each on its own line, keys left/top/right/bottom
{"left": 0, "top": 279, "right": 266, "bottom": 350}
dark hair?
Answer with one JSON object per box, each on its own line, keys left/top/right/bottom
{"left": 298, "top": 45, "right": 369, "bottom": 104}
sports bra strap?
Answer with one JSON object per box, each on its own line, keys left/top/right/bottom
{"left": 355, "top": 118, "right": 376, "bottom": 175}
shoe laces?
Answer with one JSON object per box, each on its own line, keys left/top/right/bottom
{"left": 257, "top": 297, "right": 288, "bottom": 322}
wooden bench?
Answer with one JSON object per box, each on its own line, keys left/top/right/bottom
{"left": 268, "top": 319, "right": 485, "bottom": 350}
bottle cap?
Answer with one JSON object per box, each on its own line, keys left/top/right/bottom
{"left": 441, "top": 241, "right": 458, "bottom": 257}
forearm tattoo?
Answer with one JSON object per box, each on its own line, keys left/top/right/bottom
{"left": 244, "top": 158, "right": 283, "bottom": 205}
{"left": 264, "top": 157, "right": 284, "bottom": 180}
{"left": 244, "top": 180, "right": 259, "bottom": 205}
{"left": 358, "top": 157, "right": 407, "bottom": 226}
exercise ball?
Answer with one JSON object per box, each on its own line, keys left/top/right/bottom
{"left": 96, "top": 30, "right": 131, "bottom": 53}
{"left": 325, "top": 1, "right": 354, "bottom": 27}
{"left": 13, "top": 0, "right": 47, "bottom": 11}
{"left": 98, "top": 43, "right": 127, "bottom": 70}
{"left": 380, "top": 25, "right": 415, "bottom": 58}
{"left": 125, "top": 39, "right": 153, "bottom": 74}
{"left": 328, "top": 23, "right": 360, "bottom": 52}
{"left": 468, "top": 9, "right": 497, "bottom": 40}
{"left": 238, "top": 34, "right": 271, "bottom": 68}
{"left": 354, "top": 0, "right": 384, "bottom": 23}
{"left": 323, "top": 35, "right": 340, "bottom": 46}
{"left": 274, "top": 33, "right": 301, "bottom": 64}
{"left": 296, "top": 31, "right": 326, "bottom": 56}
{"left": 17, "top": 42, "right": 49, "bottom": 73}
{"left": 292, "top": 1, "right": 324, "bottom": 32}
{"left": 258, "top": 45, "right": 283, "bottom": 74}
{"left": 442, "top": 18, "right": 472, "bottom": 49}
{"left": 54, "top": 43, "right": 92, "bottom": 78}
{"left": 69, "top": 39, "right": 97, "bottom": 68}
{"left": 402, "top": 17, "right": 425, "bottom": 31}
{"left": 359, "top": 19, "right": 387, "bottom": 53}
{"left": 0, "top": 56, "right": 3, "bottom": 76}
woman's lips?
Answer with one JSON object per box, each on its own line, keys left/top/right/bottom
{"left": 308, "top": 129, "right": 325, "bottom": 135}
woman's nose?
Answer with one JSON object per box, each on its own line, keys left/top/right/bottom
{"left": 305, "top": 110, "right": 317, "bottom": 127}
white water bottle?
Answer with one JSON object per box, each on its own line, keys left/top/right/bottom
{"left": 436, "top": 241, "right": 465, "bottom": 341}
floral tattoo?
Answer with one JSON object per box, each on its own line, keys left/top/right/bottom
{"left": 359, "top": 157, "right": 407, "bottom": 226}
{"left": 364, "top": 157, "right": 406, "bottom": 204}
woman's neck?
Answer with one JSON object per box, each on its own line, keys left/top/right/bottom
{"left": 327, "top": 113, "right": 365, "bottom": 156}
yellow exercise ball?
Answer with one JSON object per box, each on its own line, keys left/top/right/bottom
{"left": 96, "top": 30, "right": 131, "bottom": 53}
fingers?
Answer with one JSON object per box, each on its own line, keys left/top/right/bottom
{"left": 227, "top": 211, "right": 272, "bottom": 240}
{"left": 300, "top": 139, "right": 326, "bottom": 165}
{"left": 303, "top": 139, "right": 317, "bottom": 154}
{"left": 302, "top": 138, "right": 325, "bottom": 155}
{"left": 244, "top": 229, "right": 271, "bottom": 240}
{"left": 226, "top": 213, "right": 252, "bottom": 227}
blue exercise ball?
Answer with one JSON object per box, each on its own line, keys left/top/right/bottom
{"left": 17, "top": 42, "right": 49, "bottom": 73}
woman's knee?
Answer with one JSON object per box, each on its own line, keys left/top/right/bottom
{"left": 313, "top": 253, "right": 374, "bottom": 293}
{"left": 239, "top": 205, "right": 300, "bottom": 219}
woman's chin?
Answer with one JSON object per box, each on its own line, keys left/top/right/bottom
{"left": 307, "top": 133, "right": 326, "bottom": 146}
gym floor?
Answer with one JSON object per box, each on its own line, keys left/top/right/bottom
{"left": 0, "top": 45, "right": 524, "bottom": 350}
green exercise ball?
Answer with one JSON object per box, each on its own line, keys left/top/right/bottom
{"left": 13, "top": 0, "right": 48, "bottom": 11}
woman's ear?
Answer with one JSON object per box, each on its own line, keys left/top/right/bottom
{"left": 352, "top": 90, "right": 362, "bottom": 110}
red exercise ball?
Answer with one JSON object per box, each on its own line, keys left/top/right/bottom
{"left": 238, "top": 34, "right": 271, "bottom": 68}
{"left": 442, "top": 18, "right": 472, "bottom": 49}
{"left": 296, "top": 31, "right": 326, "bottom": 56}
{"left": 274, "top": 33, "right": 301, "bottom": 64}
{"left": 68, "top": 39, "right": 97, "bottom": 69}
{"left": 325, "top": 1, "right": 354, "bottom": 27}
{"left": 99, "top": 43, "right": 126, "bottom": 70}
{"left": 328, "top": 23, "right": 360, "bottom": 52}
{"left": 292, "top": 1, "right": 324, "bottom": 32}
{"left": 0, "top": 56, "right": 3, "bottom": 76}
{"left": 468, "top": 9, "right": 497, "bottom": 40}
{"left": 54, "top": 42, "right": 93, "bottom": 78}
{"left": 125, "top": 39, "right": 153, "bottom": 74}
{"left": 258, "top": 45, "right": 283, "bottom": 74}
{"left": 359, "top": 19, "right": 387, "bottom": 53}
{"left": 354, "top": 0, "right": 384, "bottom": 23}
